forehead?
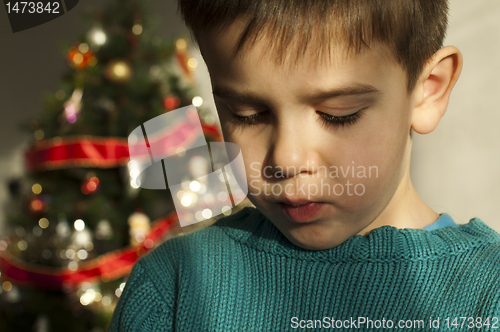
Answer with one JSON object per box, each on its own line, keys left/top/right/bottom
{"left": 198, "top": 19, "right": 399, "bottom": 89}
{"left": 198, "top": 16, "right": 396, "bottom": 73}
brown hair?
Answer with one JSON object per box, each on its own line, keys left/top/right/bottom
{"left": 177, "top": 0, "right": 449, "bottom": 92}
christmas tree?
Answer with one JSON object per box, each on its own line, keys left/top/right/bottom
{"left": 0, "top": 0, "right": 223, "bottom": 331}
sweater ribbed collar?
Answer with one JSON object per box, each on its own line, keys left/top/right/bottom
{"left": 215, "top": 207, "right": 500, "bottom": 262}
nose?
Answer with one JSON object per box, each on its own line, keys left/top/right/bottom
{"left": 266, "top": 118, "right": 318, "bottom": 179}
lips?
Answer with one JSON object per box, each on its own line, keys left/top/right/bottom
{"left": 278, "top": 199, "right": 327, "bottom": 223}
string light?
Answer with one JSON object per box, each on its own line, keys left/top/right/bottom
{"left": 72, "top": 228, "right": 92, "bottom": 248}
{"left": 222, "top": 206, "right": 232, "bottom": 216}
{"left": 74, "top": 219, "right": 85, "bottom": 231}
{"left": 64, "top": 88, "right": 83, "bottom": 124}
{"left": 181, "top": 196, "right": 192, "bottom": 207}
{"left": 129, "top": 169, "right": 140, "bottom": 178}
{"left": 32, "top": 183, "right": 42, "bottom": 195}
{"left": 68, "top": 262, "right": 78, "bottom": 271}
{"left": 18, "top": 240, "right": 28, "bottom": 251}
{"left": 130, "top": 178, "right": 140, "bottom": 189}
{"left": 189, "top": 181, "right": 200, "bottom": 192}
{"left": 198, "top": 182, "right": 207, "bottom": 195}
{"left": 82, "top": 176, "right": 99, "bottom": 194}
{"left": 192, "top": 96, "right": 203, "bottom": 107}
{"left": 164, "top": 95, "right": 180, "bottom": 109}
{"left": 104, "top": 60, "right": 132, "bottom": 83}
{"left": 80, "top": 289, "right": 96, "bottom": 306}
{"left": 202, "top": 208, "right": 212, "bottom": 219}
{"left": 73, "top": 53, "right": 83, "bottom": 65}
{"left": 187, "top": 58, "right": 198, "bottom": 69}
{"left": 56, "top": 220, "right": 70, "bottom": 238}
{"left": 127, "top": 160, "right": 141, "bottom": 189}
{"left": 175, "top": 38, "right": 186, "bottom": 51}
{"left": 115, "top": 282, "right": 126, "bottom": 297}
{"left": 84, "top": 242, "right": 94, "bottom": 251}
{"left": 68, "top": 46, "right": 94, "bottom": 69}
{"left": 39, "top": 218, "right": 49, "bottom": 228}
{"left": 78, "top": 43, "right": 89, "bottom": 54}
{"left": 77, "top": 249, "right": 88, "bottom": 260}
{"left": 128, "top": 213, "right": 150, "bottom": 246}
{"left": 195, "top": 211, "right": 204, "bottom": 221}
{"left": 132, "top": 24, "right": 143, "bottom": 35}
{"left": 65, "top": 249, "right": 76, "bottom": 259}
{"left": 128, "top": 160, "right": 138, "bottom": 169}
{"left": 88, "top": 27, "right": 107, "bottom": 46}
{"left": 113, "top": 63, "right": 128, "bottom": 76}
{"left": 2, "top": 281, "right": 12, "bottom": 292}
{"left": 96, "top": 220, "right": 113, "bottom": 240}
{"left": 101, "top": 295, "right": 112, "bottom": 306}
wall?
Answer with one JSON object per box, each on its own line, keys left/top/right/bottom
{"left": 410, "top": 0, "right": 500, "bottom": 229}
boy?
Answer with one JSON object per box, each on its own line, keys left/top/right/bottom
{"left": 109, "top": 0, "right": 500, "bottom": 331}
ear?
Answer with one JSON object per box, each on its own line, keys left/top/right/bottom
{"left": 411, "top": 46, "right": 463, "bottom": 134}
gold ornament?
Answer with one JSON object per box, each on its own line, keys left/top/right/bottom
{"left": 104, "top": 60, "right": 133, "bottom": 83}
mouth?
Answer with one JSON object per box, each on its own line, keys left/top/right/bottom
{"left": 278, "top": 199, "right": 328, "bottom": 223}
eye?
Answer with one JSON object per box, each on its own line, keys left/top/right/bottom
{"left": 316, "top": 108, "right": 365, "bottom": 128}
{"left": 229, "top": 111, "right": 269, "bottom": 127}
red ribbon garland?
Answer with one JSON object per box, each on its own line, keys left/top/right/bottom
{"left": 0, "top": 212, "right": 178, "bottom": 290}
{"left": 10, "top": 122, "right": 223, "bottom": 288}
{"left": 25, "top": 123, "right": 222, "bottom": 172}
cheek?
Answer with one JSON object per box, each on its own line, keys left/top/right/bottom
{"left": 234, "top": 138, "right": 267, "bottom": 189}
{"left": 322, "top": 112, "right": 410, "bottom": 210}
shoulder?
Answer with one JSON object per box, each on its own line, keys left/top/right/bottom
{"left": 439, "top": 217, "right": 500, "bottom": 264}
{"left": 137, "top": 206, "right": 266, "bottom": 278}
{"left": 442, "top": 219, "right": 500, "bottom": 305}
{"left": 108, "top": 261, "right": 172, "bottom": 331}
{"left": 141, "top": 206, "right": 264, "bottom": 264}
{"left": 107, "top": 207, "right": 266, "bottom": 332}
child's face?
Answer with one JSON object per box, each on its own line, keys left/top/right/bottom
{"left": 199, "top": 20, "right": 420, "bottom": 250}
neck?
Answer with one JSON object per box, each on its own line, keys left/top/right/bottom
{"left": 357, "top": 172, "right": 439, "bottom": 236}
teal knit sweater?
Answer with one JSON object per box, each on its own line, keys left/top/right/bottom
{"left": 109, "top": 207, "right": 500, "bottom": 331}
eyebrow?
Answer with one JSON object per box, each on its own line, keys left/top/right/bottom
{"left": 212, "top": 84, "right": 380, "bottom": 104}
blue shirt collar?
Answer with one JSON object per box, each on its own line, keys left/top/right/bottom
{"left": 422, "top": 213, "right": 458, "bottom": 231}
